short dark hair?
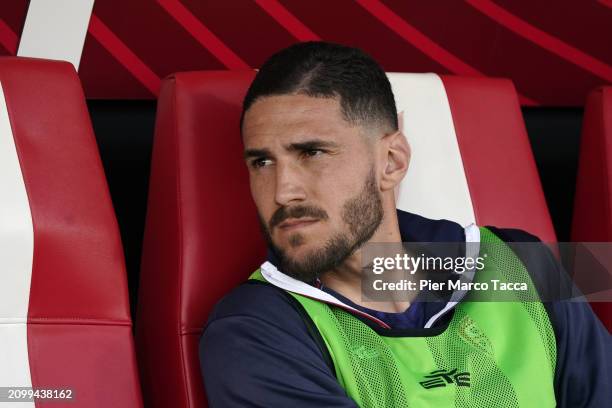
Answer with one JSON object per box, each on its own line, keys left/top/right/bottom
{"left": 241, "top": 41, "right": 398, "bottom": 133}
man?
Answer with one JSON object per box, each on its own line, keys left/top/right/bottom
{"left": 200, "top": 42, "right": 610, "bottom": 407}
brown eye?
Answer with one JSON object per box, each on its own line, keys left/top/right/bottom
{"left": 304, "top": 149, "right": 323, "bottom": 157}
{"left": 252, "top": 158, "right": 272, "bottom": 168}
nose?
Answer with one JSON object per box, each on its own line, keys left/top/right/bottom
{"left": 274, "top": 161, "right": 306, "bottom": 206}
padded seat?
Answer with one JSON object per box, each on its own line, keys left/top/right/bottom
{"left": 0, "top": 57, "right": 143, "bottom": 407}
{"left": 136, "top": 71, "right": 555, "bottom": 407}
{"left": 571, "top": 86, "right": 612, "bottom": 332}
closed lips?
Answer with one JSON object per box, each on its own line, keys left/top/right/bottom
{"left": 278, "top": 218, "right": 319, "bottom": 230}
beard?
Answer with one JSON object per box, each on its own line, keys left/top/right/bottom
{"left": 259, "top": 168, "right": 384, "bottom": 283}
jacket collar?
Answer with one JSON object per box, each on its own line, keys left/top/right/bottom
{"left": 262, "top": 209, "right": 480, "bottom": 329}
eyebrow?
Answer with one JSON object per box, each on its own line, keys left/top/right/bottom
{"left": 243, "top": 139, "right": 339, "bottom": 160}
{"left": 286, "top": 139, "right": 339, "bottom": 152}
{"left": 244, "top": 147, "right": 272, "bottom": 160}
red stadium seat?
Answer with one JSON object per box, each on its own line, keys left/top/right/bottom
{"left": 136, "top": 71, "right": 265, "bottom": 408}
{"left": 136, "top": 71, "right": 555, "bottom": 407}
{"left": 0, "top": 57, "right": 143, "bottom": 407}
{"left": 571, "top": 86, "right": 612, "bottom": 332}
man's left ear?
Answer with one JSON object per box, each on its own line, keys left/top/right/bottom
{"left": 380, "top": 129, "right": 410, "bottom": 192}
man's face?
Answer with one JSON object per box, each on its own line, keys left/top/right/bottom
{"left": 242, "top": 94, "right": 383, "bottom": 282}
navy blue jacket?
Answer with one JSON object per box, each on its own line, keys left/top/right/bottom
{"left": 200, "top": 211, "right": 611, "bottom": 407}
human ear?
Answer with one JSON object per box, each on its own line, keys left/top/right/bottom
{"left": 380, "top": 128, "right": 410, "bottom": 192}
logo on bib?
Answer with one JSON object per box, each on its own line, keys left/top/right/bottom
{"left": 419, "top": 369, "right": 470, "bottom": 389}
{"left": 350, "top": 345, "right": 379, "bottom": 360}
{"left": 458, "top": 315, "right": 494, "bottom": 354}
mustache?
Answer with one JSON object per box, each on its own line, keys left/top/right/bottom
{"left": 269, "top": 205, "right": 329, "bottom": 229}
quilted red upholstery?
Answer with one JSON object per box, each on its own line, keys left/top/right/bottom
{"left": 0, "top": 57, "right": 143, "bottom": 407}
{"left": 571, "top": 86, "right": 612, "bottom": 332}
{"left": 441, "top": 76, "right": 556, "bottom": 242}
{"left": 136, "top": 71, "right": 266, "bottom": 408}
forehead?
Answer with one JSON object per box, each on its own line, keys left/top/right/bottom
{"left": 242, "top": 94, "right": 356, "bottom": 145}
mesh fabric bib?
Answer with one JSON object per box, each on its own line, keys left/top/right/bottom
{"left": 250, "top": 227, "right": 556, "bottom": 407}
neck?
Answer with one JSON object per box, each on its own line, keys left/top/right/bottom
{"left": 320, "top": 204, "right": 415, "bottom": 313}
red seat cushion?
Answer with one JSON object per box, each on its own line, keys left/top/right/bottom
{"left": 0, "top": 56, "right": 142, "bottom": 407}
{"left": 571, "top": 86, "right": 612, "bottom": 332}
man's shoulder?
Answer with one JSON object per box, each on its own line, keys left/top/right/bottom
{"left": 484, "top": 225, "right": 573, "bottom": 299}
{"left": 200, "top": 279, "right": 354, "bottom": 407}
{"left": 484, "top": 225, "right": 542, "bottom": 243}
{"left": 206, "top": 278, "right": 305, "bottom": 329}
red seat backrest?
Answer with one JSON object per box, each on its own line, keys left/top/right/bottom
{"left": 571, "top": 86, "right": 612, "bottom": 332}
{"left": 0, "top": 57, "right": 142, "bottom": 406}
{"left": 136, "top": 71, "right": 266, "bottom": 408}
